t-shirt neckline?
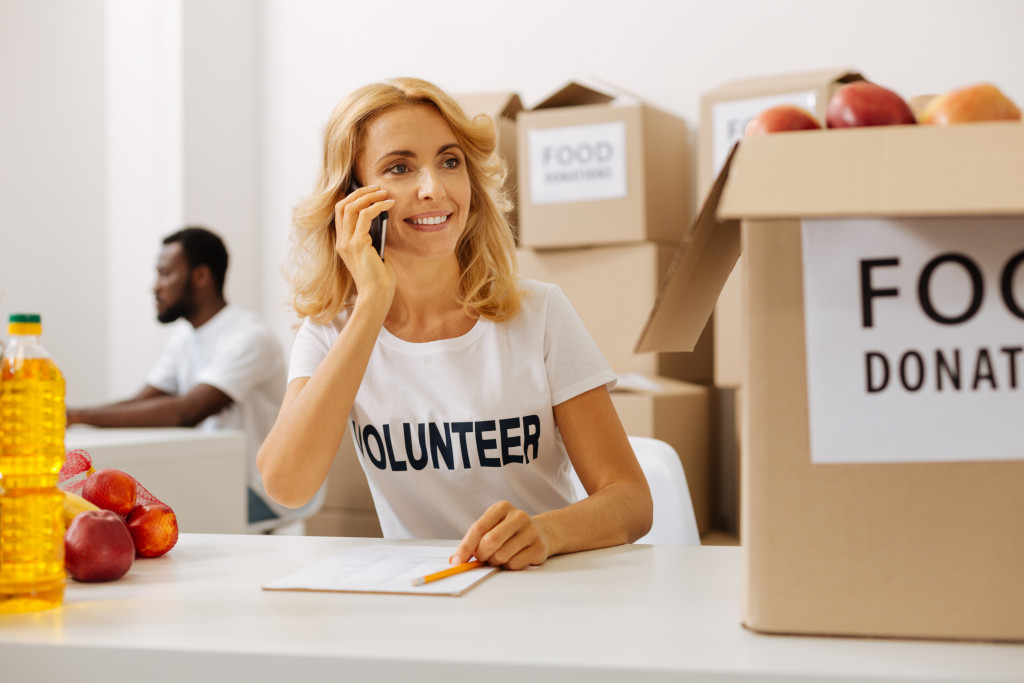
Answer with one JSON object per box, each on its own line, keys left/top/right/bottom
{"left": 377, "top": 317, "right": 489, "bottom": 354}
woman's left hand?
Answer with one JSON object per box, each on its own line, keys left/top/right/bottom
{"left": 451, "top": 501, "right": 552, "bottom": 570}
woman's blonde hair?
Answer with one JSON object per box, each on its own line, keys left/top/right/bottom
{"left": 287, "top": 77, "right": 521, "bottom": 324}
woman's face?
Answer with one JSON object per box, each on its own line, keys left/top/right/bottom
{"left": 355, "top": 105, "right": 472, "bottom": 262}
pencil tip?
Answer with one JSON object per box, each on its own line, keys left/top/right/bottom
{"left": 411, "top": 577, "right": 425, "bottom": 586}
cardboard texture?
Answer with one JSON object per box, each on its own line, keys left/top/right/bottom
{"left": 518, "top": 243, "right": 713, "bottom": 383}
{"left": 640, "top": 121, "right": 1024, "bottom": 642}
{"left": 516, "top": 82, "right": 690, "bottom": 248}
{"left": 699, "top": 68, "right": 863, "bottom": 388}
{"left": 610, "top": 377, "right": 711, "bottom": 534}
{"left": 455, "top": 91, "right": 523, "bottom": 235}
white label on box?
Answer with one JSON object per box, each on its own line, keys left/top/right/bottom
{"left": 801, "top": 217, "right": 1024, "bottom": 464}
{"left": 528, "top": 121, "right": 627, "bottom": 205}
{"left": 711, "top": 90, "right": 818, "bottom": 177}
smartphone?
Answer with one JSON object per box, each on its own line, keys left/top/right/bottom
{"left": 348, "top": 180, "right": 387, "bottom": 258}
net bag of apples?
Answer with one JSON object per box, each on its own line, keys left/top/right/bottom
{"left": 58, "top": 449, "right": 179, "bottom": 582}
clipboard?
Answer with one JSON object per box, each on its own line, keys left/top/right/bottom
{"left": 262, "top": 545, "right": 498, "bottom": 597}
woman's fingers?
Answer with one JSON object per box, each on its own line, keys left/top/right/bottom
{"left": 453, "top": 501, "right": 551, "bottom": 570}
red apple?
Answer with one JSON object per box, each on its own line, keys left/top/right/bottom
{"left": 826, "top": 81, "right": 917, "bottom": 128}
{"left": 919, "top": 83, "right": 1022, "bottom": 125}
{"left": 64, "top": 510, "right": 135, "bottom": 582}
{"left": 127, "top": 503, "right": 179, "bottom": 558}
{"left": 81, "top": 468, "right": 138, "bottom": 516}
{"left": 744, "top": 105, "right": 821, "bottom": 136}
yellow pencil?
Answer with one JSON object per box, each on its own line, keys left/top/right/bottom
{"left": 411, "top": 560, "right": 486, "bottom": 586}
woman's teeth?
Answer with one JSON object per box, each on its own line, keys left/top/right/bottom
{"left": 411, "top": 215, "right": 447, "bottom": 226}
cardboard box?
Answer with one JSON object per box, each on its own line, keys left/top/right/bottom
{"left": 454, "top": 91, "right": 523, "bottom": 235}
{"left": 610, "top": 376, "right": 711, "bottom": 534}
{"left": 516, "top": 82, "right": 689, "bottom": 248}
{"left": 699, "top": 68, "right": 863, "bottom": 388}
{"left": 639, "top": 122, "right": 1024, "bottom": 642}
{"left": 518, "top": 243, "right": 713, "bottom": 383}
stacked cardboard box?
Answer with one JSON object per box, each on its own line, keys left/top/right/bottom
{"left": 516, "top": 81, "right": 713, "bottom": 533}
{"left": 641, "top": 121, "right": 1024, "bottom": 641}
{"left": 697, "top": 68, "right": 863, "bottom": 535}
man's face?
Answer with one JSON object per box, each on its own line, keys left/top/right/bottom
{"left": 154, "top": 242, "right": 195, "bottom": 324}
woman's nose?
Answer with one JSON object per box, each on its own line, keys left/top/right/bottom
{"left": 417, "top": 168, "right": 446, "bottom": 201}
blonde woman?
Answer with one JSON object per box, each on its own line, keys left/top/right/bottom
{"left": 258, "top": 77, "right": 652, "bottom": 569}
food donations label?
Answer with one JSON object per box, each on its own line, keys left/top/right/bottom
{"left": 801, "top": 216, "right": 1024, "bottom": 464}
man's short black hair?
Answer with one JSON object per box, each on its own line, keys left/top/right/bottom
{"left": 163, "top": 226, "right": 229, "bottom": 296}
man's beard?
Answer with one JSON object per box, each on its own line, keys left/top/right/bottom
{"left": 157, "top": 282, "right": 196, "bottom": 324}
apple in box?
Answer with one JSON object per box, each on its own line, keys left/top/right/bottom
{"left": 745, "top": 105, "right": 821, "bottom": 136}
{"left": 826, "top": 81, "right": 916, "bottom": 128}
{"left": 920, "top": 82, "right": 1022, "bottom": 125}
{"left": 65, "top": 510, "right": 135, "bottom": 582}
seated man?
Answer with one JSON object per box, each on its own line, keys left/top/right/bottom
{"left": 67, "top": 226, "right": 308, "bottom": 528}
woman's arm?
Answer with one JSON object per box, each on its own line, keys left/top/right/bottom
{"left": 451, "top": 385, "right": 653, "bottom": 569}
{"left": 257, "top": 295, "right": 389, "bottom": 508}
{"left": 257, "top": 187, "right": 395, "bottom": 508}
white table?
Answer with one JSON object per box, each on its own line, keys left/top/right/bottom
{"left": 1, "top": 534, "right": 1021, "bottom": 682}
{"left": 65, "top": 426, "right": 247, "bottom": 533}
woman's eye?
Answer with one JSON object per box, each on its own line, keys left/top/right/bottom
{"left": 389, "top": 163, "right": 408, "bottom": 175}
{"left": 443, "top": 157, "right": 460, "bottom": 169}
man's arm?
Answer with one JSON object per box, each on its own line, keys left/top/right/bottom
{"left": 67, "top": 383, "right": 233, "bottom": 428}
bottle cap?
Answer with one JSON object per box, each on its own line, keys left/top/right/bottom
{"left": 8, "top": 313, "right": 42, "bottom": 336}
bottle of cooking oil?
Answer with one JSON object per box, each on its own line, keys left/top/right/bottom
{"left": 0, "top": 313, "right": 67, "bottom": 612}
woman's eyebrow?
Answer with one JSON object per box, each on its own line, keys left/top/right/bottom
{"left": 375, "top": 143, "right": 463, "bottom": 165}
{"left": 376, "top": 149, "right": 415, "bottom": 164}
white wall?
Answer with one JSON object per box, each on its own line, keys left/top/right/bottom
{"left": 4, "top": 0, "right": 1024, "bottom": 403}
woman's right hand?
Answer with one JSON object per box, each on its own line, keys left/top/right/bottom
{"left": 334, "top": 185, "right": 396, "bottom": 302}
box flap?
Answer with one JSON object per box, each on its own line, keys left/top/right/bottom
{"left": 635, "top": 147, "right": 742, "bottom": 354}
{"left": 720, "top": 121, "right": 1024, "bottom": 219}
{"left": 533, "top": 81, "right": 615, "bottom": 110}
{"left": 704, "top": 67, "right": 862, "bottom": 102}
{"left": 455, "top": 91, "right": 524, "bottom": 120}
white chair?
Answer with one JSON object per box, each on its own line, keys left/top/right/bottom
{"left": 247, "top": 485, "right": 326, "bottom": 535}
{"left": 569, "top": 435, "right": 701, "bottom": 546}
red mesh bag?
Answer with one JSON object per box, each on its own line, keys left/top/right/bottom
{"left": 59, "top": 448, "right": 179, "bottom": 558}
{"left": 59, "top": 449, "right": 164, "bottom": 507}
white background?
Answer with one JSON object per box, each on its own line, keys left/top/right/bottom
{"left": 3, "top": 0, "right": 1024, "bottom": 405}
{"left": 802, "top": 217, "right": 1024, "bottom": 463}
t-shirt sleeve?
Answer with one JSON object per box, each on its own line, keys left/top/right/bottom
{"left": 287, "top": 318, "right": 335, "bottom": 383}
{"left": 194, "top": 329, "right": 284, "bottom": 403}
{"left": 543, "top": 285, "right": 617, "bottom": 406}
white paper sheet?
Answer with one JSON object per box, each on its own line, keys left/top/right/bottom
{"left": 262, "top": 545, "right": 498, "bottom": 596}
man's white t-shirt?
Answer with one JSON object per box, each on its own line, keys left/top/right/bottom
{"left": 145, "top": 305, "right": 290, "bottom": 518}
{"left": 288, "top": 278, "right": 616, "bottom": 539}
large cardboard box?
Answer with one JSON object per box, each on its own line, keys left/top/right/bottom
{"left": 454, "top": 91, "right": 523, "bottom": 235}
{"left": 610, "top": 376, "right": 711, "bottom": 534}
{"left": 699, "top": 68, "right": 862, "bottom": 388}
{"left": 518, "top": 243, "right": 713, "bottom": 383}
{"left": 516, "top": 82, "right": 689, "bottom": 248}
{"left": 639, "top": 121, "right": 1024, "bottom": 642}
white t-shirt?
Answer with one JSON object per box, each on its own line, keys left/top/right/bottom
{"left": 145, "top": 305, "right": 290, "bottom": 517}
{"left": 288, "top": 278, "right": 616, "bottom": 539}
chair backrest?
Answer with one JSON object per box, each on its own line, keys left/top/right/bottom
{"left": 569, "top": 435, "right": 701, "bottom": 546}
{"left": 247, "top": 484, "right": 327, "bottom": 535}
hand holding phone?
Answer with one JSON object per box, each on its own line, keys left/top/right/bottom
{"left": 348, "top": 180, "right": 387, "bottom": 258}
